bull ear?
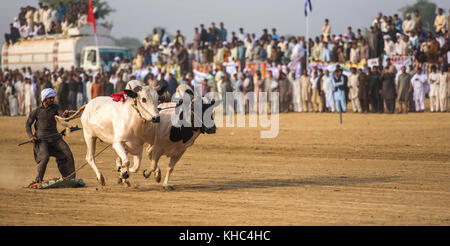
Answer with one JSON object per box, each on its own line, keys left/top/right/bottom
{"left": 124, "top": 89, "right": 138, "bottom": 98}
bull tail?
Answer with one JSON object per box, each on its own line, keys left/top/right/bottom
{"left": 55, "top": 105, "right": 86, "bottom": 128}
{"left": 64, "top": 105, "right": 86, "bottom": 121}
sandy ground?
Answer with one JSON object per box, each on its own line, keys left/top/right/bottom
{"left": 0, "top": 108, "right": 449, "bottom": 225}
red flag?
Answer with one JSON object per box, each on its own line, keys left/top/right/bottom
{"left": 87, "top": 0, "right": 96, "bottom": 33}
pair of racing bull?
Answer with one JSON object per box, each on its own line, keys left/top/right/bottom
{"left": 58, "top": 81, "right": 218, "bottom": 190}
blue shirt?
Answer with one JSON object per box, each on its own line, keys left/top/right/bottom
{"left": 57, "top": 6, "right": 67, "bottom": 22}
{"left": 272, "top": 34, "right": 280, "bottom": 42}
{"left": 220, "top": 28, "right": 227, "bottom": 42}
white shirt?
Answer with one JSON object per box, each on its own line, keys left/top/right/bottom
{"left": 411, "top": 73, "right": 427, "bottom": 90}
{"left": 428, "top": 72, "right": 440, "bottom": 96}
{"left": 310, "top": 76, "right": 319, "bottom": 90}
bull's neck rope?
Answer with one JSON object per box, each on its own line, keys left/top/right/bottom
{"left": 131, "top": 98, "right": 143, "bottom": 119}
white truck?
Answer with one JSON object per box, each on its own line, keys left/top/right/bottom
{"left": 1, "top": 25, "right": 132, "bottom": 72}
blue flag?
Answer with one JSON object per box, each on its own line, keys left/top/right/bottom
{"left": 304, "top": 0, "right": 312, "bottom": 16}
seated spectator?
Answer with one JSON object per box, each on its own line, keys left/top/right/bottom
{"left": 4, "top": 23, "right": 20, "bottom": 44}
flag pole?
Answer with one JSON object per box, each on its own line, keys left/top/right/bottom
{"left": 306, "top": 13, "right": 309, "bottom": 73}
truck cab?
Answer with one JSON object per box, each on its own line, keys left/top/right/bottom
{"left": 80, "top": 46, "right": 132, "bottom": 73}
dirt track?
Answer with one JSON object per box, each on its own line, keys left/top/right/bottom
{"left": 0, "top": 109, "right": 449, "bottom": 225}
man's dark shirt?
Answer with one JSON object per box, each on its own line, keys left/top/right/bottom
{"left": 26, "top": 104, "right": 63, "bottom": 140}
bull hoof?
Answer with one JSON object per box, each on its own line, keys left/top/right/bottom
{"left": 143, "top": 169, "right": 151, "bottom": 179}
{"left": 98, "top": 175, "right": 106, "bottom": 186}
{"left": 155, "top": 169, "right": 161, "bottom": 183}
{"left": 117, "top": 166, "right": 121, "bottom": 172}
{"left": 122, "top": 179, "right": 131, "bottom": 187}
{"left": 117, "top": 177, "right": 123, "bottom": 184}
{"left": 163, "top": 185, "right": 175, "bottom": 191}
{"left": 121, "top": 171, "right": 129, "bottom": 179}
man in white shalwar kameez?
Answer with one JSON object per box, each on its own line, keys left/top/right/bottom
{"left": 321, "top": 70, "right": 335, "bottom": 112}
{"left": 288, "top": 71, "right": 302, "bottom": 112}
{"left": 15, "top": 76, "right": 25, "bottom": 116}
{"left": 24, "top": 78, "right": 37, "bottom": 116}
{"left": 411, "top": 67, "right": 427, "bottom": 112}
{"left": 438, "top": 66, "right": 448, "bottom": 112}
{"left": 348, "top": 68, "right": 362, "bottom": 113}
{"left": 428, "top": 65, "right": 440, "bottom": 112}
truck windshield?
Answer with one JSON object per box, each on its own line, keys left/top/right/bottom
{"left": 99, "top": 48, "right": 131, "bottom": 71}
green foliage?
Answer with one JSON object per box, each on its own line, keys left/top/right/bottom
{"left": 398, "top": 0, "right": 437, "bottom": 32}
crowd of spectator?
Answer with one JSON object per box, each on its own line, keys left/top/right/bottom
{"left": 4, "top": 0, "right": 92, "bottom": 44}
{"left": 1, "top": 3, "right": 449, "bottom": 117}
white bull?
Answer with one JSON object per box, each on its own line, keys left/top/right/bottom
{"left": 57, "top": 82, "right": 160, "bottom": 186}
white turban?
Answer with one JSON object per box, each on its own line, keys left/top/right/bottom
{"left": 41, "top": 88, "right": 56, "bottom": 102}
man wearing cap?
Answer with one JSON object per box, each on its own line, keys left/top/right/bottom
{"left": 25, "top": 88, "right": 75, "bottom": 186}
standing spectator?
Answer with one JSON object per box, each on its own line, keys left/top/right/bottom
{"left": 219, "top": 22, "right": 227, "bottom": 42}
{"left": 393, "top": 14, "right": 403, "bottom": 32}
{"left": 322, "top": 70, "right": 335, "bottom": 112}
{"left": 167, "top": 73, "right": 178, "bottom": 97}
{"left": 347, "top": 26, "right": 355, "bottom": 40}
{"left": 413, "top": 10, "right": 423, "bottom": 31}
{"left": 322, "top": 19, "right": 331, "bottom": 42}
{"left": 434, "top": 8, "right": 447, "bottom": 35}
{"left": 253, "top": 71, "right": 264, "bottom": 114}
{"left": 367, "top": 26, "right": 378, "bottom": 58}
{"left": 238, "top": 28, "right": 245, "bottom": 42}
{"left": 24, "top": 77, "right": 37, "bottom": 116}
{"left": 174, "top": 30, "right": 185, "bottom": 46}
{"left": 0, "top": 81, "right": 6, "bottom": 115}
{"left": 200, "top": 24, "right": 208, "bottom": 47}
{"left": 317, "top": 69, "right": 326, "bottom": 112}
{"left": 288, "top": 71, "right": 302, "bottom": 112}
{"left": 332, "top": 69, "right": 347, "bottom": 113}
{"left": 57, "top": 2, "right": 67, "bottom": 22}
{"left": 152, "top": 28, "right": 160, "bottom": 46}
{"left": 439, "top": 65, "right": 448, "bottom": 112}
{"left": 177, "top": 44, "right": 189, "bottom": 75}
{"left": 67, "top": 74, "right": 78, "bottom": 110}
{"left": 310, "top": 70, "right": 321, "bottom": 112}
{"left": 348, "top": 68, "right": 361, "bottom": 113}
{"left": 57, "top": 76, "right": 69, "bottom": 110}
{"left": 103, "top": 74, "right": 114, "bottom": 97}
{"left": 396, "top": 66, "right": 412, "bottom": 113}
{"left": 220, "top": 72, "right": 233, "bottom": 115}
{"left": 191, "top": 28, "right": 201, "bottom": 51}
{"left": 115, "top": 75, "right": 126, "bottom": 93}
{"left": 358, "top": 68, "right": 369, "bottom": 113}
{"left": 15, "top": 74, "right": 25, "bottom": 115}
{"left": 428, "top": 65, "right": 440, "bottom": 112}
{"left": 278, "top": 72, "right": 291, "bottom": 113}
{"left": 349, "top": 42, "right": 359, "bottom": 64}
{"left": 211, "top": 22, "right": 220, "bottom": 42}
{"left": 411, "top": 67, "right": 427, "bottom": 112}
{"left": 300, "top": 70, "right": 312, "bottom": 112}
{"left": 76, "top": 76, "right": 84, "bottom": 109}
{"left": 5, "top": 81, "right": 18, "bottom": 116}
{"left": 271, "top": 28, "right": 280, "bottom": 42}
{"left": 85, "top": 76, "right": 93, "bottom": 103}
{"left": 160, "top": 29, "right": 170, "bottom": 45}
{"left": 91, "top": 75, "right": 104, "bottom": 99}
{"left": 380, "top": 66, "right": 396, "bottom": 113}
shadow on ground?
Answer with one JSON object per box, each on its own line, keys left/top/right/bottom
{"left": 131, "top": 175, "right": 401, "bottom": 192}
